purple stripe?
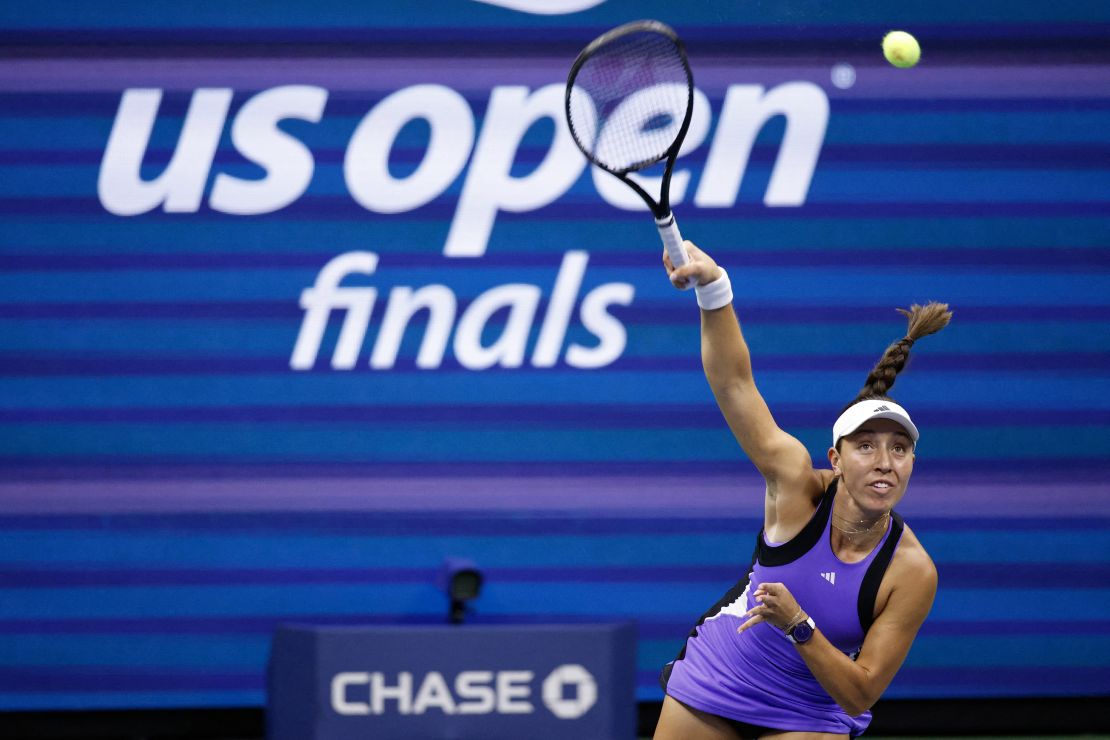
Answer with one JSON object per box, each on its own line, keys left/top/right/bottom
{"left": 643, "top": 619, "right": 1110, "bottom": 640}
{"left": 0, "top": 669, "right": 259, "bottom": 693}
{"left": 3, "top": 90, "right": 1110, "bottom": 127}
{"left": 1, "top": 402, "right": 1108, "bottom": 428}
{"left": 0, "top": 565, "right": 714, "bottom": 588}
{"left": 2, "top": 196, "right": 1109, "bottom": 218}
{"left": 0, "top": 507, "right": 1106, "bottom": 533}
{"left": 917, "top": 619, "right": 1110, "bottom": 637}
{"left": 0, "top": 457, "right": 1108, "bottom": 528}
{"left": 1, "top": 55, "right": 1108, "bottom": 99}
{"left": 0, "top": 567, "right": 431, "bottom": 588}
{"left": 0, "top": 300, "right": 299, "bottom": 320}
{"left": 831, "top": 98, "right": 1110, "bottom": 113}
{"left": 0, "top": 512, "right": 760, "bottom": 535}
{"left": 3, "top": 302, "right": 1110, "bottom": 323}
{"left": 518, "top": 202, "right": 1110, "bottom": 219}
{"left": 6, "top": 352, "right": 1110, "bottom": 377}
{"left": 0, "top": 614, "right": 451, "bottom": 636}
{"left": 0, "top": 57, "right": 576, "bottom": 93}
{"left": 4, "top": 563, "right": 1106, "bottom": 589}
{"left": 895, "top": 666, "right": 1110, "bottom": 690}
{"left": 2, "top": 615, "right": 1106, "bottom": 639}
{"left": 3, "top": 246, "right": 1109, "bottom": 272}
{"left": 3, "top": 22, "right": 1110, "bottom": 43}
{"left": 0, "top": 460, "right": 757, "bottom": 482}
{"left": 3, "top": 471, "right": 1107, "bottom": 517}
{"left": 634, "top": 304, "right": 1110, "bottom": 323}
{"left": 6, "top": 403, "right": 712, "bottom": 423}
{"left": 1, "top": 353, "right": 1108, "bottom": 378}
{"left": 934, "top": 563, "right": 1110, "bottom": 588}
{"left": 1, "top": 458, "right": 1108, "bottom": 481}
{"left": 5, "top": 142, "right": 1110, "bottom": 167}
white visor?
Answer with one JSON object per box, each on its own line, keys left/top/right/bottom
{"left": 832, "top": 400, "right": 919, "bottom": 447}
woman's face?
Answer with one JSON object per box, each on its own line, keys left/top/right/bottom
{"left": 828, "top": 417, "right": 916, "bottom": 513}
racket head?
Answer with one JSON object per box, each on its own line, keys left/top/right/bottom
{"left": 565, "top": 20, "right": 695, "bottom": 179}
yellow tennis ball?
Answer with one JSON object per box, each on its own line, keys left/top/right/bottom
{"left": 882, "top": 30, "right": 921, "bottom": 68}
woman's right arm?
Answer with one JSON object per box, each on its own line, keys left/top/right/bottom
{"left": 667, "top": 242, "right": 817, "bottom": 501}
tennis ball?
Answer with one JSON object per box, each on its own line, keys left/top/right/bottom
{"left": 882, "top": 30, "right": 921, "bottom": 68}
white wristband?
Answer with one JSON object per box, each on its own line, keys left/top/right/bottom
{"left": 695, "top": 269, "right": 732, "bottom": 311}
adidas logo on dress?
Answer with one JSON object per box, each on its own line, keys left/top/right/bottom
{"left": 820, "top": 572, "right": 836, "bottom": 585}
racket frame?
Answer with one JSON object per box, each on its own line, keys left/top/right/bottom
{"left": 565, "top": 19, "right": 697, "bottom": 280}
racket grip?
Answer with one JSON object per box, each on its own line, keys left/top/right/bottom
{"left": 656, "top": 214, "right": 695, "bottom": 289}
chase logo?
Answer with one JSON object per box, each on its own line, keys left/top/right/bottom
{"left": 541, "top": 664, "right": 597, "bottom": 719}
{"left": 331, "top": 664, "right": 597, "bottom": 719}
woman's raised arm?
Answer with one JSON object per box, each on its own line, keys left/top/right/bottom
{"left": 666, "top": 242, "right": 816, "bottom": 497}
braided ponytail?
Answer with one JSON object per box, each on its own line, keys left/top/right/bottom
{"left": 852, "top": 302, "right": 952, "bottom": 403}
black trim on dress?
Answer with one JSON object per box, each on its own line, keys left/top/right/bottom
{"left": 857, "top": 510, "right": 905, "bottom": 632}
{"left": 756, "top": 478, "right": 838, "bottom": 567}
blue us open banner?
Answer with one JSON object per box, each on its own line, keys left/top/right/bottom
{"left": 1, "top": 0, "right": 1109, "bottom": 712}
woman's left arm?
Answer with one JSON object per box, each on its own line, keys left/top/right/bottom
{"left": 740, "top": 550, "right": 937, "bottom": 716}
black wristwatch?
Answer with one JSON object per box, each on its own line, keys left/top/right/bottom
{"left": 786, "top": 617, "right": 816, "bottom": 645}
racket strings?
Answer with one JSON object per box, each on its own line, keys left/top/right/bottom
{"left": 568, "top": 31, "right": 691, "bottom": 173}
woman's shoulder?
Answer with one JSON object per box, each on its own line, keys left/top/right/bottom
{"left": 872, "top": 523, "right": 937, "bottom": 620}
{"left": 890, "top": 523, "right": 938, "bottom": 589}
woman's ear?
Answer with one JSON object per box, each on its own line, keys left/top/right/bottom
{"left": 827, "top": 446, "right": 841, "bottom": 475}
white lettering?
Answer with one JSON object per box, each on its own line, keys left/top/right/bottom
{"left": 531, "top": 250, "right": 587, "bottom": 367}
{"left": 696, "top": 82, "right": 827, "bottom": 208}
{"left": 495, "top": 670, "right": 534, "bottom": 714}
{"left": 445, "top": 84, "right": 585, "bottom": 257}
{"left": 453, "top": 283, "right": 540, "bottom": 370}
{"left": 330, "top": 671, "right": 370, "bottom": 715}
{"left": 455, "top": 670, "right": 497, "bottom": 714}
{"left": 96, "top": 79, "right": 831, "bottom": 375}
{"left": 99, "top": 80, "right": 829, "bottom": 258}
{"left": 293, "top": 250, "right": 634, "bottom": 372}
{"left": 346, "top": 84, "right": 474, "bottom": 213}
{"left": 209, "top": 85, "right": 327, "bottom": 215}
{"left": 411, "top": 671, "right": 457, "bottom": 715}
{"left": 290, "top": 252, "right": 378, "bottom": 370}
{"left": 370, "top": 285, "right": 457, "bottom": 370}
{"left": 370, "top": 671, "right": 413, "bottom": 715}
{"left": 98, "top": 88, "right": 231, "bottom": 215}
{"left": 330, "top": 667, "right": 598, "bottom": 719}
{"left": 567, "top": 281, "right": 634, "bottom": 369}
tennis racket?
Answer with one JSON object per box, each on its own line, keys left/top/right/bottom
{"left": 565, "top": 19, "right": 696, "bottom": 286}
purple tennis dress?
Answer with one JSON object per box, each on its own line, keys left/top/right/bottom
{"left": 661, "top": 479, "right": 905, "bottom": 737}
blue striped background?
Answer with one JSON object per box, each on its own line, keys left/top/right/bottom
{"left": 1, "top": 0, "right": 1108, "bottom": 712}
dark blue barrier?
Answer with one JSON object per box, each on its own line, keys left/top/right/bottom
{"left": 267, "top": 622, "right": 637, "bottom": 740}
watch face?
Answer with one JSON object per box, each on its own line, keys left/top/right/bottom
{"left": 791, "top": 621, "right": 814, "bottom": 643}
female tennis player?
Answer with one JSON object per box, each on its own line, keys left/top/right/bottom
{"left": 655, "top": 242, "right": 951, "bottom": 739}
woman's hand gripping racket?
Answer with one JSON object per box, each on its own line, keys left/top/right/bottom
{"left": 565, "top": 19, "right": 696, "bottom": 287}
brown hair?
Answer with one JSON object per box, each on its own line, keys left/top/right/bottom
{"left": 851, "top": 301, "right": 953, "bottom": 405}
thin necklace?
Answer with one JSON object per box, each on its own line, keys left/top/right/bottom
{"left": 831, "top": 510, "right": 890, "bottom": 537}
